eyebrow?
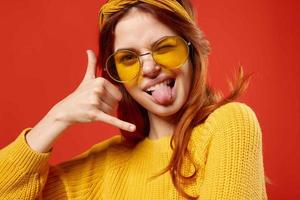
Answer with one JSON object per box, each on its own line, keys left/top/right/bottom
{"left": 115, "top": 47, "right": 139, "bottom": 53}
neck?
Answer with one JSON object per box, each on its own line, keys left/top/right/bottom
{"left": 147, "top": 112, "right": 175, "bottom": 140}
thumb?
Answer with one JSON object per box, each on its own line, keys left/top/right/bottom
{"left": 83, "top": 50, "right": 97, "bottom": 81}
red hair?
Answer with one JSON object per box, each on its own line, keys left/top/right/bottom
{"left": 98, "top": 1, "right": 250, "bottom": 199}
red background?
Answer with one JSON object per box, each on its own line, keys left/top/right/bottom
{"left": 0, "top": 0, "right": 299, "bottom": 199}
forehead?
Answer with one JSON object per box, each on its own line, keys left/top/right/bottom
{"left": 114, "top": 8, "right": 177, "bottom": 52}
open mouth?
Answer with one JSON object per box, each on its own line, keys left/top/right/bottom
{"left": 145, "top": 78, "right": 176, "bottom": 96}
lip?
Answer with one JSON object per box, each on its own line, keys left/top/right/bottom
{"left": 147, "top": 77, "right": 177, "bottom": 105}
{"left": 141, "top": 75, "right": 175, "bottom": 91}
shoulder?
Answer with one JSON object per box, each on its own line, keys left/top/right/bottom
{"left": 204, "top": 102, "right": 261, "bottom": 135}
{"left": 189, "top": 102, "right": 262, "bottom": 165}
{"left": 192, "top": 102, "right": 260, "bottom": 136}
{"left": 203, "top": 102, "right": 263, "bottom": 156}
{"left": 56, "top": 135, "right": 125, "bottom": 169}
{"left": 89, "top": 135, "right": 124, "bottom": 155}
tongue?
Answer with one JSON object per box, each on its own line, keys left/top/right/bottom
{"left": 151, "top": 84, "right": 173, "bottom": 105}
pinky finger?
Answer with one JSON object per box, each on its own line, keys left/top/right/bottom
{"left": 95, "top": 111, "right": 136, "bottom": 132}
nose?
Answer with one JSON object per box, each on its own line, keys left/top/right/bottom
{"left": 140, "top": 52, "right": 161, "bottom": 78}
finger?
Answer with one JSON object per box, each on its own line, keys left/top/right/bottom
{"left": 83, "top": 50, "right": 97, "bottom": 81}
{"left": 95, "top": 111, "right": 136, "bottom": 132}
{"left": 99, "top": 90, "right": 118, "bottom": 109}
{"left": 101, "top": 78, "right": 122, "bottom": 101}
{"left": 97, "top": 100, "right": 114, "bottom": 115}
{"left": 93, "top": 79, "right": 120, "bottom": 107}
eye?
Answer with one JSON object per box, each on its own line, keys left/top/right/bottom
{"left": 117, "top": 53, "right": 138, "bottom": 66}
{"left": 155, "top": 45, "right": 176, "bottom": 54}
{"left": 120, "top": 54, "right": 135, "bottom": 62}
{"left": 154, "top": 37, "right": 178, "bottom": 54}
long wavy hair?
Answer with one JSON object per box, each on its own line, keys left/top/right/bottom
{"left": 98, "top": 0, "right": 250, "bottom": 199}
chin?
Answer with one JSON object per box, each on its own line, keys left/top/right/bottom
{"left": 147, "top": 104, "right": 182, "bottom": 117}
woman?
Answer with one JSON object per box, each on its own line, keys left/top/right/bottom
{"left": 0, "top": 0, "right": 268, "bottom": 199}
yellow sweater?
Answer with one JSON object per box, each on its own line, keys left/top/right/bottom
{"left": 0, "top": 102, "right": 268, "bottom": 199}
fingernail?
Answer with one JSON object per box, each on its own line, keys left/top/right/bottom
{"left": 129, "top": 125, "right": 136, "bottom": 132}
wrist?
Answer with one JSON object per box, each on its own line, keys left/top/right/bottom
{"left": 46, "top": 107, "right": 72, "bottom": 128}
{"left": 25, "top": 109, "right": 71, "bottom": 153}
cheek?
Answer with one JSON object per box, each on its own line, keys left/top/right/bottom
{"left": 123, "top": 85, "right": 141, "bottom": 102}
{"left": 181, "top": 63, "right": 193, "bottom": 92}
{"left": 123, "top": 74, "right": 149, "bottom": 101}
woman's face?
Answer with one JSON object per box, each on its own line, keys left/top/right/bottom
{"left": 114, "top": 8, "right": 192, "bottom": 118}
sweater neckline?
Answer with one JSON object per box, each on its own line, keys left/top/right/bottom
{"left": 143, "top": 134, "right": 172, "bottom": 146}
{"left": 134, "top": 134, "right": 172, "bottom": 155}
{"left": 145, "top": 134, "right": 171, "bottom": 142}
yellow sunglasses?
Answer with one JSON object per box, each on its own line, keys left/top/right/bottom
{"left": 105, "top": 36, "right": 191, "bottom": 83}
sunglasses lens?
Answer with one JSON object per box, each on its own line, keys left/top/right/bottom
{"left": 106, "top": 50, "right": 140, "bottom": 82}
{"left": 153, "top": 36, "right": 189, "bottom": 69}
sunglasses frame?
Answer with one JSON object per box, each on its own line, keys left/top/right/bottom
{"left": 105, "top": 35, "right": 191, "bottom": 83}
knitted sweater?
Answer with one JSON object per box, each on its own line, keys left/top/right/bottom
{"left": 0, "top": 102, "right": 268, "bottom": 199}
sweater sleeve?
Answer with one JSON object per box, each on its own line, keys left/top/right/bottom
{"left": 0, "top": 128, "right": 51, "bottom": 199}
{"left": 199, "top": 102, "right": 268, "bottom": 199}
{"left": 0, "top": 128, "right": 121, "bottom": 199}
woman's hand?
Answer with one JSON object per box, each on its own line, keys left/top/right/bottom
{"left": 25, "top": 50, "right": 136, "bottom": 153}
{"left": 50, "top": 50, "right": 135, "bottom": 131}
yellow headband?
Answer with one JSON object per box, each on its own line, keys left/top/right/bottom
{"left": 98, "top": 0, "right": 193, "bottom": 29}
